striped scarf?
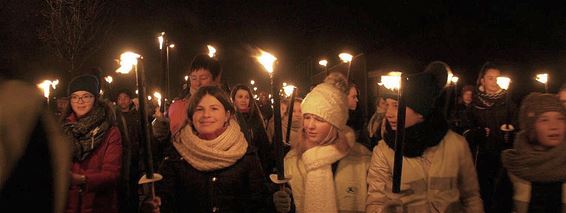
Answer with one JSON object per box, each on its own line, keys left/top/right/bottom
{"left": 473, "top": 86, "right": 507, "bottom": 109}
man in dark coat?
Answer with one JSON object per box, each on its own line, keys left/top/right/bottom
{"left": 114, "top": 88, "right": 142, "bottom": 213}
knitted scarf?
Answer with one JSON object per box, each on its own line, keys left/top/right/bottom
{"left": 473, "top": 86, "right": 507, "bottom": 110}
{"left": 63, "top": 104, "right": 111, "bottom": 162}
{"left": 301, "top": 127, "right": 355, "bottom": 213}
{"left": 501, "top": 131, "right": 566, "bottom": 182}
{"left": 173, "top": 119, "right": 248, "bottom": 171}
{"left": 383, "top": 111, "right": 448, "bottom": 158}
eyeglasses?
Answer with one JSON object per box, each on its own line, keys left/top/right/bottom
{"left": 70, "top": 95, "right": 94, "bottom": 103}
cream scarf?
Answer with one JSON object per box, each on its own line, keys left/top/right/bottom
{"left": 301, "top": 127, "right": 355, "bottom": 213}
{"left": 173, "top": 119, "right": 248, "bottom": 171}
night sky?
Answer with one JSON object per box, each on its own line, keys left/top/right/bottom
{"left": 2, "top": 0, "right": 566, "bottom": 99}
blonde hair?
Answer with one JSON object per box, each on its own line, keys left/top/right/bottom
{"left": 292, "top": 113, "right": 352, "bottom": 165}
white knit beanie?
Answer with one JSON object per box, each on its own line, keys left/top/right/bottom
{"left": 301, "top": 72, "right": 349, "bottom": 129}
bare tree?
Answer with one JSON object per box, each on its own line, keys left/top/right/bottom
{"left": 40, "top": 0, "right": 114, "bottom": 80}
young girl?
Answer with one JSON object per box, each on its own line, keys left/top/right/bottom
{"left": 366, "top": 63, "right": 483, "bottom": 212}
{"left": 62, "top": 75, "right": 122, "bottom": 213}
{"left": 147, "top": 86, "right": 273, "bottom": 212}
{"left": 500, "top": 93, "right": 566, "bottom": 212}
{"left": 230, "top": 84, "right": 273, "bottom": 176}
{"left": 283, "top": 72, "right": 372, "bottom": 213}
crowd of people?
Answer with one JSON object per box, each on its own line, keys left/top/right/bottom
{"left": 1, "top": 55, "right": 566, "bottom": 213}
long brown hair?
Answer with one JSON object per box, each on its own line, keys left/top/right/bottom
{"left": 230, "top": 84, "right": 257, "bottom": 113}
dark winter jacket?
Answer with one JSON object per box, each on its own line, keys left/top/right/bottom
{"left": 156, "top": 146, "right": 274, "bottom": 213}
{"left": 495, "top": 171, "right": 565, "bottom": 213}
{"left": 241, "top": 111, "right": 274, "bottom": 176}
{"left": 467, "top": 87, "right": 517, "bottom": 212}
{"left": 449, "top": 103, "right": 474, "bottom": 135}
{"left": 115, "top": 108, "right": 142, "bottom": 213}
{"left": 468, "top": 93, "right": 517, "bottom": 155}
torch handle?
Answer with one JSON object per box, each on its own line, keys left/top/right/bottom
{"left": 285, "top": 88, "right": 296, "bottom": 145}
{"left": 135, "top": 59, "right": 155, "bottom": 180}
{"left": 271, "top": 73, "right": 285, "bottom": 180}
{"left": 392, "top": 76, "right": 407, "bottom": 193}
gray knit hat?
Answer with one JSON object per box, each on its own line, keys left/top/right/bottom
{"left": 520, "top": 93, "right": 566, "bottom": 140}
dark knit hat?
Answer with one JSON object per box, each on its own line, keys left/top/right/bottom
{"left": 383, "top": 61, "right": 449, "bottom": 117}
{"left": 520, "top": 93, "right": 566, "bottom": 139}
{"left": 116, "top": 88, "right": 133, "bottom": 99}
{"left": 67, "top": 74, "right": 100, "bottom": 97}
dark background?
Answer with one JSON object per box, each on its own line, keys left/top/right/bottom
{"left": 2, "top": 0, "right": 565, "bottom": 100}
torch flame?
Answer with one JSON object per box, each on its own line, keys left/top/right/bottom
{"left": 536, "top": 73, "right": 548, "bottom": 84}
{"left": 339, "top": 53, "right": 353, "bottom": 63}
{"left": 207, "top": 45, "right": 216, "bottom": 58}
{"left": 184, "top": 75, "right": 189, "bottom": 81}
{"left": 283, "top": 85, "right": 295, "bottom": 97}
{"left": 158, "top": 32, "right": 165, "bottom": 50}
{"left": 37, "top": 80, "right": 53, "bottom": 98}
{"left": 319, "top": 59, "right": 328, "bottom": 67}
{"left": 380, "top": 71, "right": 402, "bottom": 90}
{"left": 153, "top": 92, "right": 162, "bottom": 107}
{"left": 497, "top": 76, "right": 511, "bottom": 90}
{"left": 256, "top": 49, "right": 277, "bottom": 74}
{"left": 451, "top": 76, "right": 459, "bottom": 84}
{"left": 105, "top": 76, "right": 113, "bottom": 84}
{"left": 52, "top": 79, "right": 59, "bottom": 90}
{"left": 116, "top": 52, "right": 141, "bottom": 74}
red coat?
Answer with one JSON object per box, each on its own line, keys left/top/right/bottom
{"left": 66, "top": 126, "right": 122, "bottom": 213}
{"left": 168, "top": 98, "right": 189, "bottom": 134}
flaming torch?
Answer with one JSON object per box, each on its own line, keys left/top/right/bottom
{"left": 319, "top": 59, "right": 328, "bottom": 76}
{"left": 153, "top": 92, "right": 162, "bottom": 108}
{"left": 283, "top": 85, "right": 296, "bottom": 145}
{"left": 497, "top": 76, "right": 515, "bottom": 135}
{"left": 116, "top": 51, "right": 162, "bottom": 199}
{"left": 450, "top": 75, "right": 460, "bottom": 115}
{"left": 535, "top": 73, "right": 549, "bottom": 93}
{"left": 380, "top": 71, "right": 405, "bottom": 193}
{"left": 37, "top": 79, "right": 59, "bottom": 110}
{"left": 207, "top": 45, "right": 217, "bottom": 58}
{"left": 339, "top": 53, "right": 353, "bottom": 80}
{"left": 157, "top": 32, "right": 174, "bottom": 113}
{"left": 256, "top": 49, "right": 290, "bottom": 187}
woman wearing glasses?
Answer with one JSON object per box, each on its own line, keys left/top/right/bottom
{"left": 62, "top": 74, "right": 122, "bottom": 213}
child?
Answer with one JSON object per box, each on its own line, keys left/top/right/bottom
{"left": 499, "top": 93, "right": 566, "bottom": 212}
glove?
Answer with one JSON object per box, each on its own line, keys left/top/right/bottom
{"left": 152, "top": 117, "right": 170, "bottom": 141}
{"left": 273, "top": 188, "right": 292, "bottom": 213}
{"left": 141, "top": 196, "right": 161, "bottom": 213}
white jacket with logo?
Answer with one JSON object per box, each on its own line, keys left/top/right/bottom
{"left": 366, "top": 130, "right": 483, "bottom": 213}
{"left": 285, "top": 142, "right": 371, "bottom": 213}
